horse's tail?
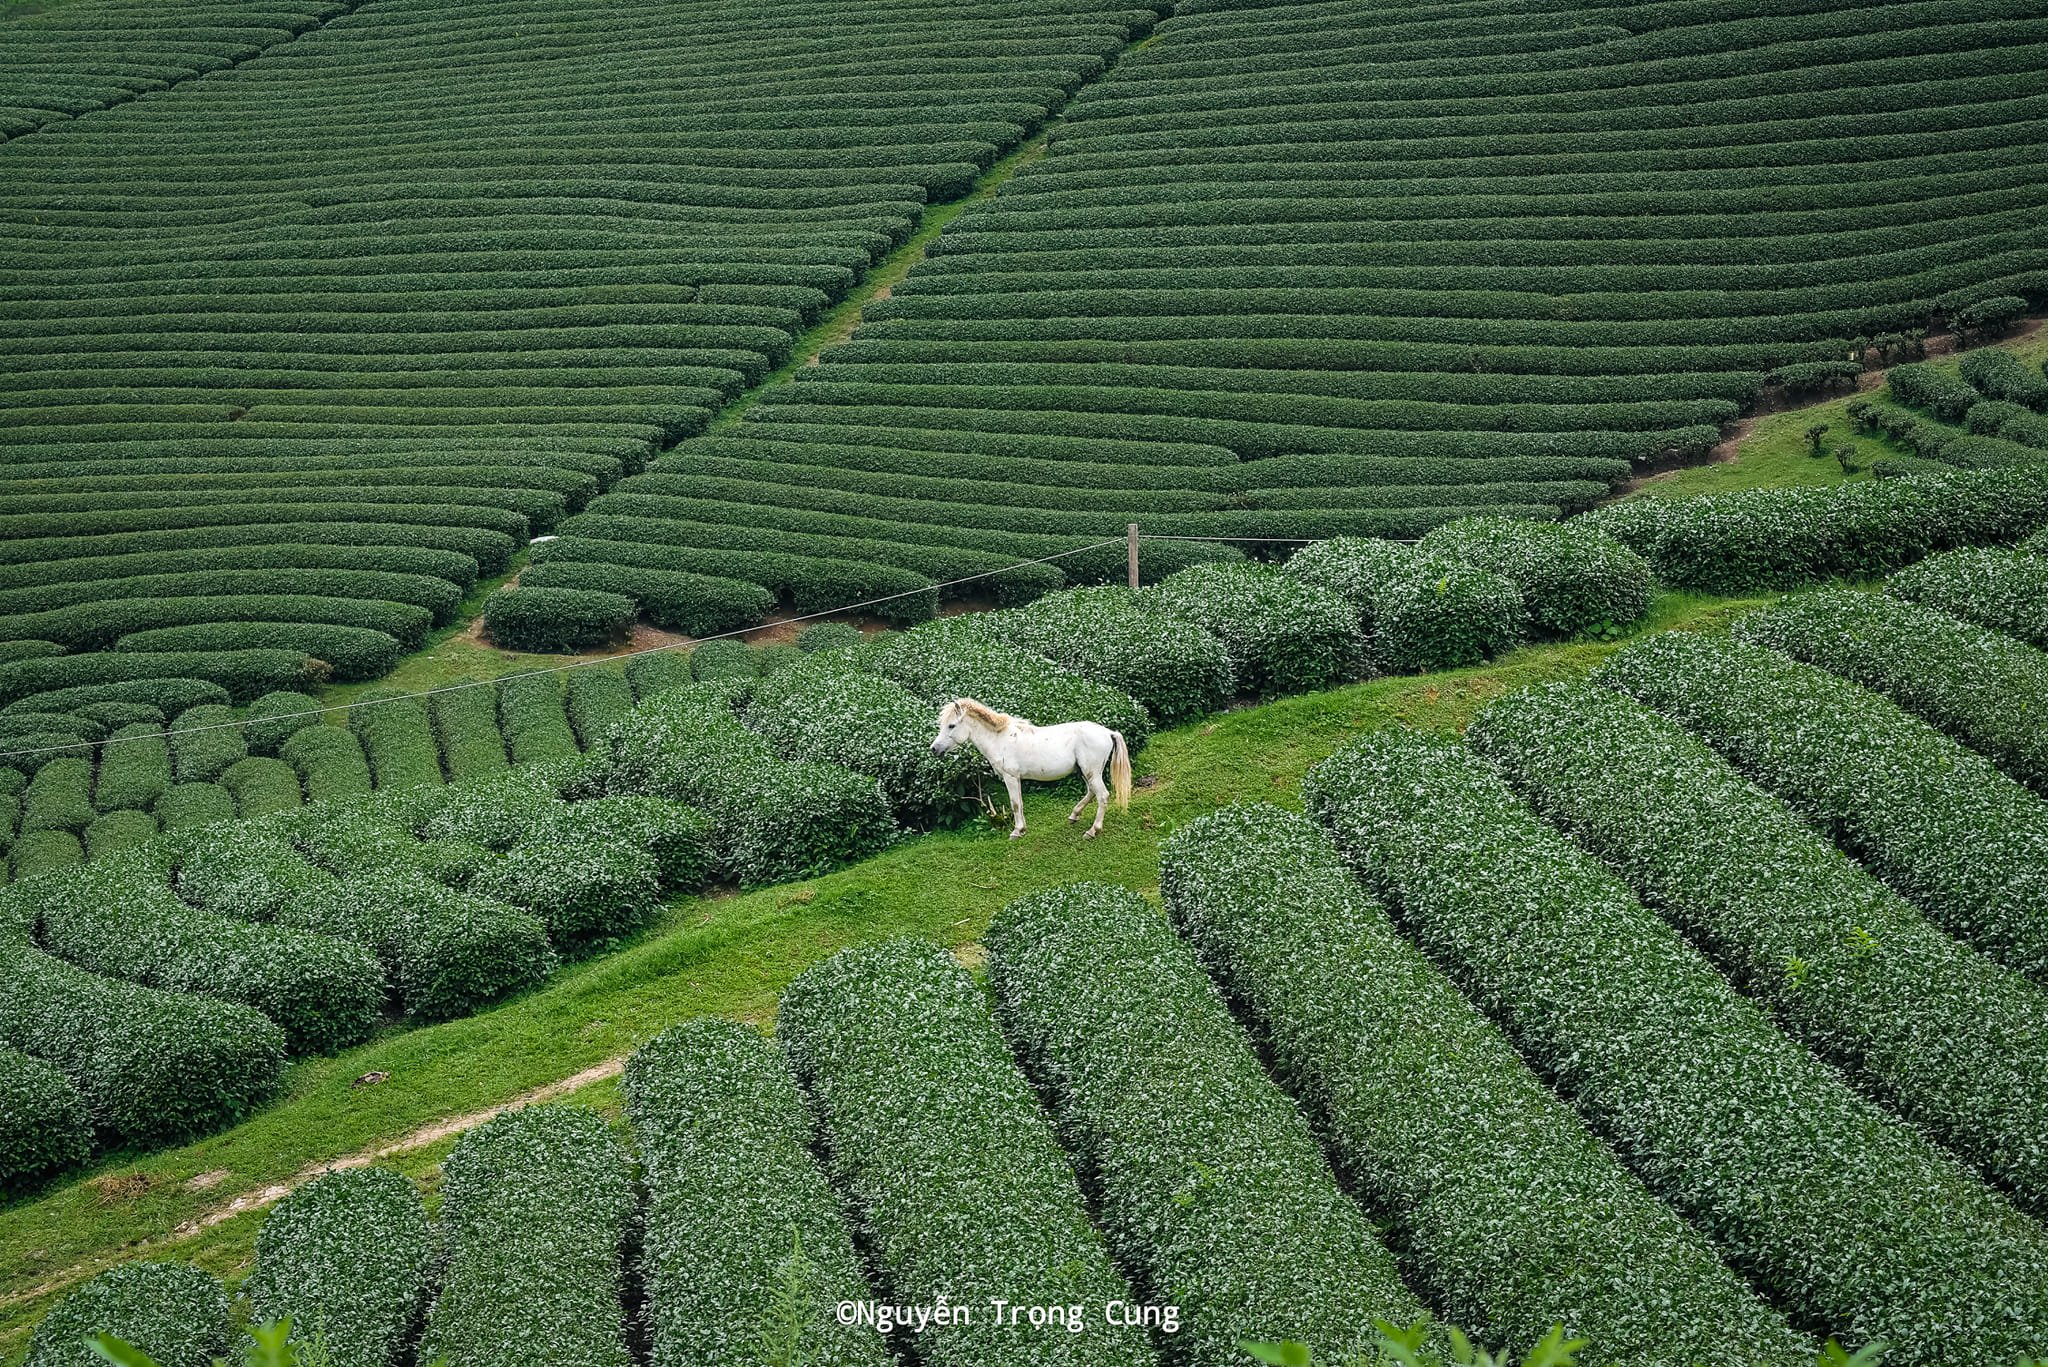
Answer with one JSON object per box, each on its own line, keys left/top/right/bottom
{"left": 1109, "top": 730, "right": 1132, "bottom": 811}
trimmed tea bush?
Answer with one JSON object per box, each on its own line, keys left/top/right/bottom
{"left": 796, "top": 622, "right": 863, "bottom": 654}
{"left": 1149, "top": 562, "right": 1360, "bottom": 696}
{"left": 978, "top": 586, "right": 1234, "bottom": 725}
{"left": 10, "top": 830, "right": 83, "bottom": 879}
{"left": 532, "top": 796, "right": 712, "bottom": 892}
{"left": 92, "top": 723, "right": 170, "bottom": 813}
{"left": 0, "top": 941, "right": 284, "bottom": 1144}
{"left": 280, "top": 725, "right": 373, "bottom": 801}
{"left": 1159, "top": 804, "right": 1802, "bottom": 1364}
{"left": 83, "top": 810, "right": 157, "bottom": 859}
{"left": 471, "top": 838, "right": 661, "bottom": 951}
{"left": 564, "top": 666, "right": 634, "bottom": 747}
{"left": 1305, "top": 732, "right": 2048, "bottom": 1364}
{"left": 989, "top": 882, "right": 1426, "bottom": 1364}
{"left": 1471, "top": 682, "right": 2048, "bottom": 1212}
{"left": 413, "top": 768, "right": 566, "bottom": 852}
{"left": 498, "top": 672, "right": 580, "bottom": 764}
{"left": 1420, "top": 517, "right": 1652, "bottom": 638}
{"left": 248, "top": 1168, "right": 433, "bottom": 1367}
{"left": 624, "top": 1019, "right": 889, "bottom": 1367}
{"left": 482, "top": 586, "right": 635, "bottom": 654}
{"left": 37, "top": 852, "right": 383, "bottom": 1054}
{"left": 285, "top": 871, "right": 556, "bottom": 1021}
{"left": 1960, "top": 348, "right": 2048, "bottom": 409}
{"left": 1599, "top": 632, "right": 2048, "bottom": 983}
{"left": 1284, "top": 537, "right": 1523, "bottom": 672}
{"left": 779, "top": 939, "right": 1154, "bottom": 1367}
{"left": 168, "top": 704, "right": 246, "bottom": 783}
{"left": 153, "top": 781, "right": 235, "bottom": 833}
{"left": 22, "top": 758, "right": 94, "bottom": 834}
{"left": 26, "top": 1262, "right": 232, "bottom": 1367}
{"left": 745, "top": 661, "right": 976, "bottom": 828}
{"left": 1737, "top": 589, "right": 2048, "bottom": 792}
{"left": 349, "top": 691, "right": 443, "bottom": 790}
{"left": 1888, "top": 361, "right": 1980, "bottom": 421}
{"left": 177, "top": 827, "right": 334, "bottom": 923}
{"left": 0, "top": 1045, "right": 91, "bottom": 1190}
{"left": 1889, "top": 547, "right": 2048, "bottom": 649}
{"left": 220, "top": 756, "right": 302, "bottom": 818}
{"left": 243, "top": 691, "right": 322, "bottom": 755}
{"left": 624, "top": 650, "right": 694, "bottom": 700}
{"left": 596, "top": 682, "right": 895, "bottom": 885}
{"left": 689, "top": 639, "right": 758, "bottom": 681}
{"left": 419, "top": 1105, "right": 635, "bottom": 1367}
{"left": 431, "top": 685, "right": 511, "bottom": 783}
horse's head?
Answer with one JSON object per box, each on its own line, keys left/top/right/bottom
{"left": 931, "top": 699, "right": 968, "bottom": 756}
{"left": 932, "top": 697, "right": 1007, "bottom": 756}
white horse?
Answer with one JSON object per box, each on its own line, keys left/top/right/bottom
{"left": 931, "top": 698, "right": 1131, "bottom": 839}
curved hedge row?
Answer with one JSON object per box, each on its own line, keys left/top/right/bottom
{"left": 593, "top": 681, "right": 895, "bottom": 886}
{"left": 0, "top": 939, "right": 284, "bottom": 1144}
{"left": 280, "top": 724, "right": 372, "bottom": 801}
{"left": 1735, "top": 588, "right": 2048, "bottom": 792}
{"left": 169, "top": 703, "right": 245, "bottom": 784}
{"left": 24, "top": 1262, "right": 232, "bottom": 1367}
{"left": 1598, "top": 632, "right": 2048, "bottom": 984}
{"left": 1304, "top": 730, "right": 2048, "bottom": 1365}
{"left": 1470, "top": 681, "right": 2048, "bottom": 1213}
{"left": 35, "top": 850, "right": 382, "bottom": 1054}
{"left": 1157, "top": 803, "right": 1804, "bottom": 1364}
{"left": 0, "top": 1044, "right": 91, "bottom": 1192}
{"left": 419, "top": 1105, "right": 635, "bottom": 1367}
{"left": 482, "top": 586, "right": 636, "bottom": 654}
{"left": 977, "top": 585, "right": 1235, "bottom": 725}
{"left": 497, "top": 673, "right": 580, "bottom": 766}
{"left": 430, "top": 684, "right": 511, "bottom": 784}
{"left": 349, "top": 691, "right": 443, "bottom": 791}
{"left": 1147, "top": 562, "right": 1360, "bottom": 697}
{"left": 988, "top": 882, "right": 1425, "bottom": 1364}
{"left": 624, "top": 1019, "right": 890, "bottom": 1367}
{"left": 1887, "top": 545, "right": 2048, "bottom": 649}
{"left": 779, "top": 939, "right": 1154, "bottom": 1367}
{"left": 247, "top": 1168, "right": 434, "bottom": 1367}
{"left": 1418, "top": 516, "right": 1652, "bottom": 637}
{"left": 1283, "top": 536, "right": 1523, "bottom": 673}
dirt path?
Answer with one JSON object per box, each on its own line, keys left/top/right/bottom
{"left": 0, "top": 1058, "right": 626, "bottom": 1319}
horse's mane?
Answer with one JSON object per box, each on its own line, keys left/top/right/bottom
{"left": 953, "top": 697, "right": 1013, "bottom": 730}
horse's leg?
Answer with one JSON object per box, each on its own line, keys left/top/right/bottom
{"left": 1068, "top": 779, "right": 1092, "bottom": 825}
{"left": 1004, "top": 772, "right": 1027, "bottom": 839}
{"left": 1083, "top": 766, "right": 1109, "bottom": 837}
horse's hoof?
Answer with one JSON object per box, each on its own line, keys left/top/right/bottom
{"left": 1009, "top": 830, "right": 1025, "bottom": 841}
{"left": 1083, "top": 829, "right": 1098, "bottom": 840}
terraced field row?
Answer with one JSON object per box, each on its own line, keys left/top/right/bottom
{"left": 560, "top": 0, "right": 2048, "bottom": 613}
{"left": 0, "top": 0, "right": 1165, "bottom": 695}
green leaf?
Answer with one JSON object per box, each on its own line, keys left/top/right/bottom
{"left": 1241, "top": 1342, "right": 1314, "bottom": 1367}
{"left": 86, "top": 1336, "right": 164, "bottom": 1367}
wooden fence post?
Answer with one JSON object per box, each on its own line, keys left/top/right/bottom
{"left": 1127, "top": 523, "right": 1140, "bottom": 589}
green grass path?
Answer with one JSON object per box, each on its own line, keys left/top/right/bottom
{"left": 0, "top": 591, "right": 1761, "bottom": 1353}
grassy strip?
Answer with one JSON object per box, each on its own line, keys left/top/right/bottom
{"left": 0, "top": 591, "right": 1757, "bottom": 1355}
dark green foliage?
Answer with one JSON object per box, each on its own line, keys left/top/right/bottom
{"left": 419, "top": 1106, "right": 634, "bottom": 1367}
{"left": 153, "top": 782, "right": 236, "bottom": 833}
{"left": 1160, "top": 803, "right": 1803, "bottom": 1364}
{"left": 470, "top": 839, "right": 661, "bottom": 952}
{"left": 1738, "top": 589, "right": 2048, "bottom": 792}
{"left": 220, "top": 756, "right": 302, "bottom": 818}
{"left": 534, "top": 795, "right": 713, "bottom": 892}
{"left": 795, "top": 622, "right": 864, "bottom": 654}
{"left": 594, "top": 683, "right": 895, "bottom": 886}
{"left": 1472, "top": 682, "right": 2048, "bottom": 1214}
{"left": 22, "top": 758, "right": 94, "bottom": 834}
{"left": 0, "top": 1045, "right": 91, "bottom": 1191}
{"left": 745, "top": 660, "right": 976, "bottom": 829}
{"left": 689, "top": 639, "right": 758, "bottom": 681}
{"left": 0, "top": 940, "right": 285, "bottom": 1144}
{"left": 1888, "top": 546, "right": 2048, "bottom": 649}
{"left": 482, "top": 587, "right": 635, "bottom": 654}
{"left": 1961, "top": 347, "right": 2048, "bottom": 408}
{"left": 168, "top": 704, "right": 245, "bottom": 784}
{"left": 349, "top": 691, "right": 443, "bottom": 791}
{"left": 978, "top": 586, "right": 1235, "bottom": 725}
{"left": 519, "top": 559, "right": 772, "bottom": 637}
{"left": 1149, "top": 562, "right": 1361, "bottom": 697}
{"left": 624, "top": 1019, "right": 891, "bottom": 1367}
{"left": 242, "top": 691, "right": 323, "bottom": 756}
{"left": 36, "top": 851, "right": 384, "bottom": 1054}
{"left": 2, "top": 676, "right": 229, "bottom": 720}
{"left": 779, "top": 940, "right": 1154, "bottom": 1367}
{"left": 623, "top": 650, "right": 693, "bottom": 701}
{"left": 248, "top": 1169, "right": 434, "bottom": 1367}
{"left": 563, "top": 666, "right": 634, "bottom": 748}
{"left": 430, "top": 685, "right": 510, "bottom": 784}
{"left": 1419, "top": 517, "right": 1652, "bottom": 638}
{"left": 988, "top": 883, "right": 1426, "bottom": 1363}
{"left": 25, "top": 1262, "right": 232, "bottom": 1367}
{"left": 93, "top": 723, "right": 170, "bottom": 814}
{"left": 0, "top": 651, "right": 323, "bottom": 707}
{"left": 83, "top": 809, "right": 157, "bottom": 860}
{"left": 8, "top": 830, "right": 84, "bottom": 880}
{"left": 1887, "top": 362, "right": 1981, "bottom": 421}
{"left": 112, "top": 622, "right": 407, "bottom": 681}
{"left": 280, "top": 725, "right": 373, "bottom": 801}
{"left": 1284, "top": 538, "right": 1524, "bottom": 673}
{"left": 1305, "top": 730, "right": 2048, "bottom": 1364}
{"left": 497, "top": 673, "right": 580, "bottom": 765}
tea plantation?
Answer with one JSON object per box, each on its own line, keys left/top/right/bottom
{"left": 6, "top": 0, "right": 2048, "bottom": 1362}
